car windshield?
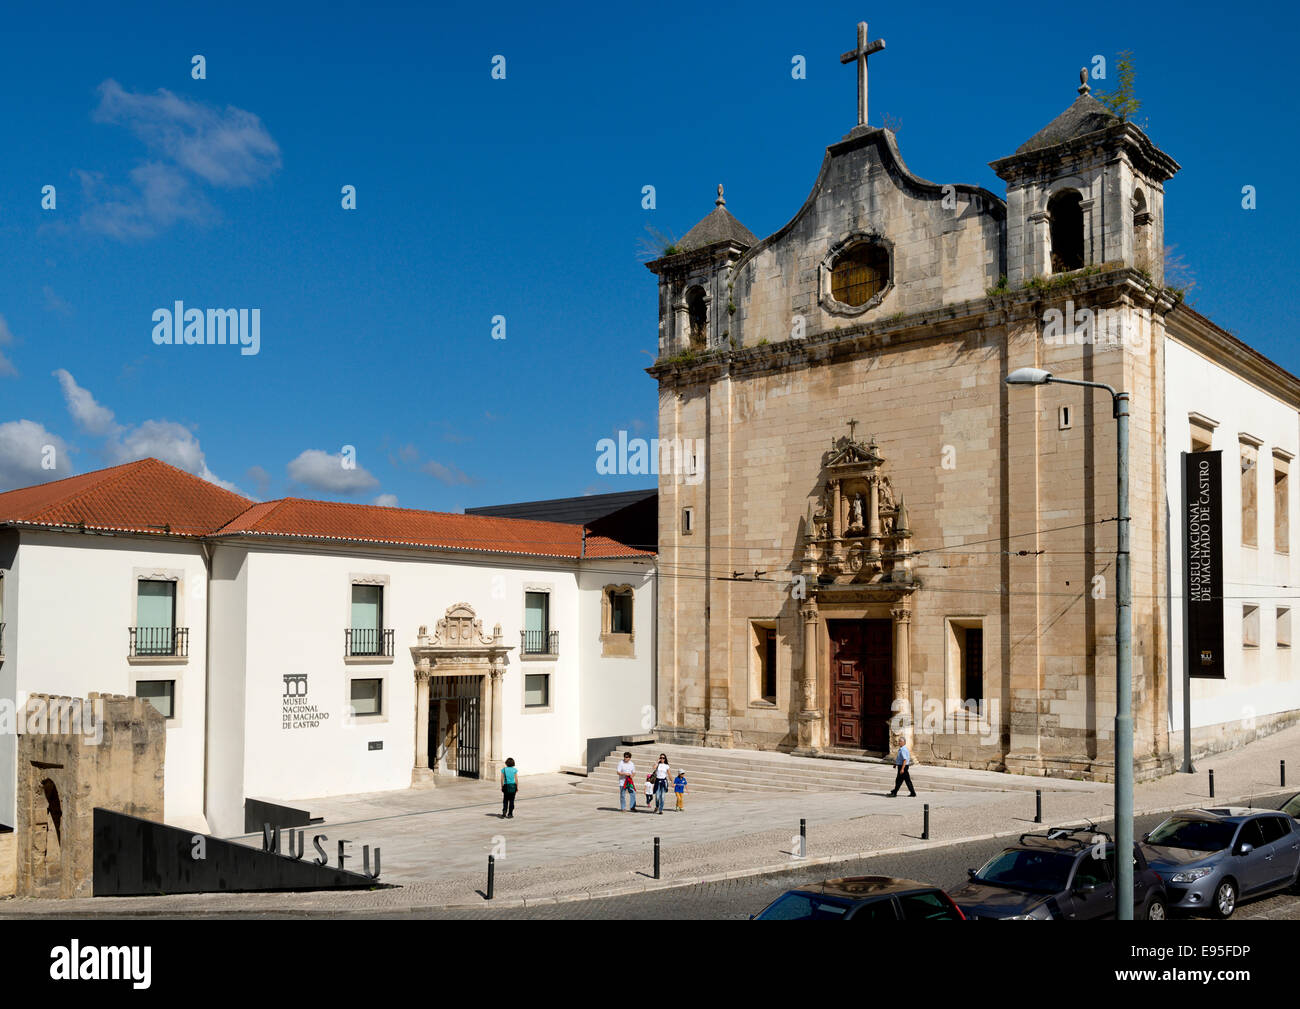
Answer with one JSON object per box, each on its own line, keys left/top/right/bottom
{"left": 974, "top": 849, "right": 1075, "bottom": 893}
{"left": 1146, "top": 818, "right": 1236, "bottom": 852}
{"left": 755, "top": 892, "right": 854, "bottom": 920}
{"left": 1283, "top": 794, "right": 1300, "bottom": 819}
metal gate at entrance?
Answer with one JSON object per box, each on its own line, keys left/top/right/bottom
{"left": 429, "top": 676, "right": 482, "bottom": 779}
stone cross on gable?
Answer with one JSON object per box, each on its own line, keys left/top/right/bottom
{"left": 839, "top": 21, "right": 885, "bottom": 127}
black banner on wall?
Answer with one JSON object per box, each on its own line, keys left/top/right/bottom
{"left": 1184, "top": 450, "right": 1224, "bottom": 679}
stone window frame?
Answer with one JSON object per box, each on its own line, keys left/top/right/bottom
{"left": 747, "top": 619, "right": 780, "bottom": 708}
{"left": 682, "top": 507, "right": 695, "bottom": 535}
{"left": 345, "top": 672, "right": 389, "bottom": 725}
{"left": 944, "top": 616, "right": 985, "bottom": 713}
{"left": 1273, "top": 449, "right": 1292, "bottom": 556}
{"left": 819, "top": 231, "right": 895, "bottom": 318}
{"left": 1278, "top": 608, "right": 1292, "bottom": 649}
{"left": 521, "top": 582, "right": 556, "bottom": 662}
{"left": 1189, "top": 412, "right": 1218, "bottom": 452}
{"left": 1240, "top": 434, "right": 1263, "bottom": 549}
{"left": 521, "top": 668, "right": 554, "bottom": 714}
{"left": 600, "top": 584, "right": 636, "bottom": 658}
{"left": 345, "top": 573, "right": 393, "bottom": 665}
{"left": 129, "top": 674, "right": 183, "bottom": 729}
{"left": 129, "top": 566, "right": 188, "bottom": 666}
{"left": 1243, "top": 604, "right": 1261, "bottom": 649}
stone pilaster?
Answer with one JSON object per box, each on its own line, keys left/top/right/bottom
{"left": 411, "top": 665, "right": 435, "bottom": 788}
{"left": 890, "top": 605, "right": 912, "bottom": 751}
{"left": 796, "top": 597, "right": 824, "bottom": 750}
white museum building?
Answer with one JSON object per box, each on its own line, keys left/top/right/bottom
{"left": 0, "top": 459, "right": 656, "bottom": 835}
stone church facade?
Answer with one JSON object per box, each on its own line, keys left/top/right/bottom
{"left": 647, "top": 47, "right": 1298, "bottom": 781}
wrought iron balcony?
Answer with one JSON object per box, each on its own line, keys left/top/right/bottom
{"left": 129, "top": 626, "right": 188, "bottom": 658}
{"left": 521, "top": 628, "right": 559, "bottom": 656}
{"left": 346, "top": 627, "right": 395, "bottom": 658}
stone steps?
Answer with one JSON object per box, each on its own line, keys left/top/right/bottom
{"left": 572, "top": 743, "right": 1034, "bottom": 796}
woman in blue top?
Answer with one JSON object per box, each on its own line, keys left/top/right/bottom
{"left": 500, "top": 758, "right": 518, "bottom": 818}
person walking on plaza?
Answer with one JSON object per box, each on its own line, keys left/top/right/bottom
{"left": 673, "top": 769, "right": 688, "bottom": 811}
{"left": 888, "top": 737, "right": 916, "bottom": 797}
{"left": 500, "top": 757, "right": 518, "bottom": 818}
{"left": 617, "top": 751, "right": 637, "bottom": 811}
{"left": 653, "top": 753, "right": 671, "bottom": 814}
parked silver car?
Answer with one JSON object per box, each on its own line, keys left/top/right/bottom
{"left": 1139, "top": 807, "right": 1300, "bottom": 918}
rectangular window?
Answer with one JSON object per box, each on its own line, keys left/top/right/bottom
{"left": 524, "top": 673, "right": 549, "bottom": 708}
{"left": 750, "top": 621, "right": 778, "bottom": 704}
{"left": 1241, "top": 441, "right": 1259, "bottom": 547}
{"left": 962, "top": 627, "right": 984, "bottom": 703}
{"left": 350, "top": 584, "right": 383, "bottom": 655}
{"left": 947, "top": 619, "right": 984, "bottom": 706}
{"left": 762, "top": 627, "right": 777, "bottom": 702}
{"left": 524, "top": 591, "right": 550, "bottom": 654}
{"left": 610, "top": 591, "right": 633, "bottom": 634}
{"left": 1278, "top": 608, "right": 1291, "bottom": 649}
{"left": 1275, "top": 463, "right": 1289, "bottom": 554}
{"left": 682, "top": 507, "right": 694, "bottom": 534}
{"left": 136, "top": 580, "right": 177, "bottom": 655}
{"left": 1243, "top": 605, "right": 1260, "bottom": 648}
{"left": 136, "top": 679, "right": 175, "bottom": 719}
{"left": 350, "top": 678, "right": 383, "bottom": 716}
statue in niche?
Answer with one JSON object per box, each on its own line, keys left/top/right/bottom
{"left": 848, "top": 493, "right": 865, "bottom": 532}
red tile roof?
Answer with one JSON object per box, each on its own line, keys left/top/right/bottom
{"left": 213, "top": 497, "right": 650, "bottom": 559}
{"left": 0, "top": 458, "right": 653, "bottom": 560}
{"left": 0, "top": 458, "right": 253, "bottom": 536}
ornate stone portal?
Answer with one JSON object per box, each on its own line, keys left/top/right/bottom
{"left": 409, "top": 603, "right": 513, "bottom": 786}
{"left": 797, "top": 426, "right": 919, "bottom": 754}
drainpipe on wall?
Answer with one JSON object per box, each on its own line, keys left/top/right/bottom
{"left": 199, "top": 538, "right": 213, "bottom": 825}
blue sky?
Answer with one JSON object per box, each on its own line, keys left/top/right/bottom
{"left": 1, "top": 0, "right": 1293, "bottom": 509}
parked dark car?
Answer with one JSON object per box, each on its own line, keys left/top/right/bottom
{"left": 949, "top": 827, "right": 1167, "bottom": 920}
{"left": 752, "top": 876, "right": 966, "bottom": 920}
{"left": 1140, "top": 807, "right": 1300, "bottom": 918}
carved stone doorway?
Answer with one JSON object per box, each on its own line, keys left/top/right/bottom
{"left": 828, "top": 620, "right": 893, "bottom": 751}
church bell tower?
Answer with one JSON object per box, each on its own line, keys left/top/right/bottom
{"left": 990, "top": 70, "right": 1180, "bottom": 287}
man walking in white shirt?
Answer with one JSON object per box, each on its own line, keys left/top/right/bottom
{"left": 616, "top": 751, "right": 637, "bottom": 811}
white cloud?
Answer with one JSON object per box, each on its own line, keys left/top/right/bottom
{"left": 287, "top": 449, "right": 380, "bottom": 494}
{"left": 80, "top": 80, "right": 280, "bottom": 240}
{"left": 49, "top": 369, "right": 238, "bottom": 492}
{"left": 373, "top": 493, "right": 399, "bottom": 507}
{"left": 0, "top": 421, "right": 73, "bottom": 491}
{"left": 422, "top": 459, "right": 475, "bottom": 486}
{"left": 53, "top": 368, "right": 118, "bottom": 436}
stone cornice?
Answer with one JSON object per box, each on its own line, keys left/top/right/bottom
{"left": 990, "top": 121, "right": 1180, "bottom": 184}
{"left": 1167, "top": 302, "right": 1300, "bottom": 409}
{"left": 648, "top": 266, "right": 1177, "bottom": 386}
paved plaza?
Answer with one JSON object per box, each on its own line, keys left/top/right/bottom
{"left": 2, "top": 727, "right": 1297, "bottom": 916}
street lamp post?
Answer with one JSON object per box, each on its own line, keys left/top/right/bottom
{"left": 1006, "top": 366, "right": 1134, "bottom": 921}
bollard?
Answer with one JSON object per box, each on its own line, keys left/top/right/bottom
{"left": 800, "top": 818, "right": 807, "bottom": 858}
{"left": 1283, "top": 760, "right": 1287, "bottom": 788}
{"left": 922, "top": 804, "right": 930, "bottom": 840}
{"left": 653, "top": 836, "right": 660, "bottom": 880}
{"left": 1209, "top": 769, "right": 1215, "bottom": 799}
{"left": 1034, "top": 789, "right": 1042, "bottom": 824}
{"left": 486, "top": 854, "right": 495, "bottom": 900}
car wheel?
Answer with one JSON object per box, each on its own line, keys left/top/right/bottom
{"left": 1142, "top": 896, "right": 1167, "bottom": 921}
{"left": 1211, "top": 878, "right": 1236, "bottom": 919}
